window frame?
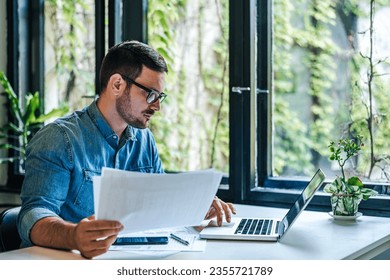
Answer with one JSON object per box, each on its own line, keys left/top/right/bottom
{"left": 2, "top": 0, "right": 44, "bottom": 192}
{"left": 216, "top": 0, "right": 257, "bottom": 203}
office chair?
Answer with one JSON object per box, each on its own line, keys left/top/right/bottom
{"left": 0, "top": 206, "right": 21, "bottom": 252}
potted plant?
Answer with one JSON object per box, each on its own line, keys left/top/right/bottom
{"left": 323, "top": 135, "right": 378, "bottom": 217}
{"left": 0, "top": 71, "right": 68, "bottom": 168}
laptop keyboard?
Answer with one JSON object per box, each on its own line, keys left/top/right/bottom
{"left": 234, "top": 218, "right": 276, "bottom": 235}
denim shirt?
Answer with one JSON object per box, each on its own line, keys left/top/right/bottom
{"left": 17, "top": 100, "right": 163, "bottom": 247}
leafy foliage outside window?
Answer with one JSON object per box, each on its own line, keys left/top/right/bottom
{"left": 273, "top": 0, "right": 338, "bottom": 176}
{"left": 273, "top": 0, "right": 390, "bottom": 187}
{"left": 148, "top": 0, "right": 230, "bottom": 173}
{"left": 45, "top": 0, "right": 95, "bottom": 113}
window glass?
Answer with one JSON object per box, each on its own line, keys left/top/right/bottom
{"left": 44, "top": 0, "right": 96, "bottom": 113}
{"left": 272, "top": 0, "right": 390, "bottom": 190}
{"left": 147, "top": 0, "right": 230, "bottom": 174}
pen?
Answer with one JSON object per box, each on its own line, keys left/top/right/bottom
{"left": 170, "top": 233, "right": 189, "bottom": 246}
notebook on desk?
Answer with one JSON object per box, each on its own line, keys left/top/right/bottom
{"left": 199, "top": 169, "right": 326, "bottom": 241}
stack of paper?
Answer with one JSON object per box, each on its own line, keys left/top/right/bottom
{"left": 93, "top": 167, "right": 222, "bottom": 234}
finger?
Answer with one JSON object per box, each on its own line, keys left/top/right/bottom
{"left": 212, "top": 197, "right": 224, "bottom": 226}
{"left": 204, "top": 207, "right": 217, "bottom": 220}
{"left": 229, "top": 203, "right": 237, "bottom": 214}
{"left": 79, "top": 233, "right": 118, "bottom": 257}
{"left": 93, "top": 234, "right": 118, "bottom": 248}
{"left": 81, "top": 247, "right": 110, "bottom": 259}
{"left": 222, "top": 203, "right": 232, "bottom": 223}
{"left": 82, "top": 219, "right": 123, "bottom": 232}
{"left": 87, "top": 215, "right": 95, "bottom": 220}
{"left": 221, "top": 202, "right": 236, "bottom": 223}
{"left": 75, "top": 220, "right": 123, "bottom": 246}
{"left": 81, "top": 223, "right": 124, "bottom": 241}
{"left": 87, "top": 229, "right": 123, "bottom": 241}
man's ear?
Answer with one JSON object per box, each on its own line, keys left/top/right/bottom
{"left": 108, "top": 73, "right": 126, "bottom": 96}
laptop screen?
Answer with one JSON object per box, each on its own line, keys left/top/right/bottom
{"left": 278, "top": 169, "right": 326, "bottom": 239}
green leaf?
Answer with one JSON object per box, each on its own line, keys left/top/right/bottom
{"left": 0, "top": 71, "right": 18, "bottom": 100}
{"left": 34, "top": 106, "right": 69, "bottom": 123}
{"left": 347, "top": 176, "right": 364, "bottom": 187}
{"left": 323, "top": 183, "right": 337, "bottom": 193}
{"left": 348, "top": 185, "right": 360, "bottom": 193}
{"left": 0, "top": 71, "right": 23, "bottom": 124}
{"left": 23, "top": 92, "right": 40, "bottom": 126}
{"left": 361, "top": 188, "right": 378, "bottom": 200}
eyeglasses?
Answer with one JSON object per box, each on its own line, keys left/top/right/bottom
{"left": 120, "top": 74, "right": 167, "bottom": 104}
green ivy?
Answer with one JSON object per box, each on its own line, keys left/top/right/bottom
{"left": 273, "top": 0, "right": 390, "bottom": 181}
{"left": 148, "top": 0, "right": 229, "bottom": 173}
{"left": 45, "top": 0, "right": 95, "bottom": 109}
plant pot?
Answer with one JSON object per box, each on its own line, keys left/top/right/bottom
{"left": 330, "top": 194, "right": 361, "bottom": 216}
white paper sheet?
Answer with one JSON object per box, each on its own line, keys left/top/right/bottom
{"left": 93, "top": 167, "right": 222, "bottom": 234}
{"left": 92, "top": 176, "right": 101, "bottom": 218}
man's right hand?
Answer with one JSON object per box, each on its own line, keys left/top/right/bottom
{"left": 30, "top": 215, "right": 123, "bottom": 259}
{"left": 73, "top": 215, "right": 123, "bottom": 258}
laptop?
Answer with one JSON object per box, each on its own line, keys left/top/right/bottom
{"left": 199, "top": 169, "right": 326, "bottom": 241}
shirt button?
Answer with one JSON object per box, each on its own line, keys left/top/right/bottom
{"left": 113, "top": 135, "right": 117, "bottom": 139}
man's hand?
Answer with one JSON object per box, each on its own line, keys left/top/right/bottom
{"left": 204, "top": 196, "right": 236, "bottom": 226}
{"left": 72, "top": 215, "right": 123, "bottom": 258}
{"left": 30, "top": 215, "right": 123, "bottom": 259}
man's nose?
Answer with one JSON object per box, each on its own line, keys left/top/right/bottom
{"left": 150, "top": 99, "right": 161, "bottom": 112}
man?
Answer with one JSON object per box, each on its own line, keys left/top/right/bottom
{"left": 17, "top": 41, "right": 235, "bottom": 259}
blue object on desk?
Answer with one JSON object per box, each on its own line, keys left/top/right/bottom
{"left": 113, "top": 236, "right": 168, "bottom": 245}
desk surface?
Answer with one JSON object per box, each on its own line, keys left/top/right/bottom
{"left": 1, "top": 204, "right": 389, "bottom": 260}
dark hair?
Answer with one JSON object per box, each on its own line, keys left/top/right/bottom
{"left": 99, "top": 40, "right": 168, "bottom": 92}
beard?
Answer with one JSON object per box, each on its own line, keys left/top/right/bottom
{"left": 116, "top": 90, "right": 154, "bottom": 129}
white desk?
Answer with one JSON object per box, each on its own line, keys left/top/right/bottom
{"left": 1, "top": 204, "right": 389, "bottom": 260}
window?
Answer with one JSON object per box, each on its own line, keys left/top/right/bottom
{"left": 252, "top": 0, "right": 390, "bottom": 216}
{"left": 3, "top": 0, "right": 390, "bottom": 217}
{"left": 272, "top": 0, "right": 390, "bottom": 184}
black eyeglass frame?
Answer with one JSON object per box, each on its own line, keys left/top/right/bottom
{"left": 120, "top": 73, "right": 167, "bottom": 104}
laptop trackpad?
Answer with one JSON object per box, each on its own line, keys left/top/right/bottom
{"left": 207, "top": 218, "right": 236, "bottom": 227}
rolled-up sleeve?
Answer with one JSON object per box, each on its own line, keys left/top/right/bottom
{"left": 18, "top": 208, "right": 61, "bottom": 247}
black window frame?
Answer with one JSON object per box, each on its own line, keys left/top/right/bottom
{"left": 2, "top": 0, "right": 44, "bottom": 193}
